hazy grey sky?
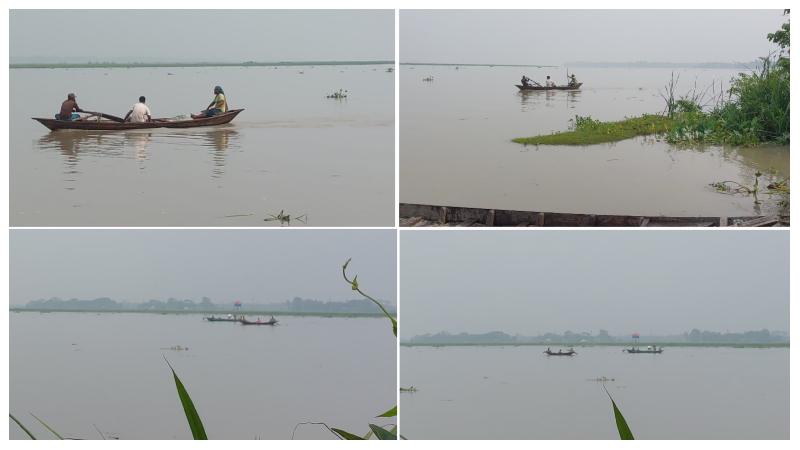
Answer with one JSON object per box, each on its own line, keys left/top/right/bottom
{"left": 400, "top": 231, "right": 789, "bottom": 338}
{"left": 9, "top": 9, "right": 394, "bottom": 62}
{"left": 401, "top": 9, "right": 787, "bottom": 65}
{"left": 10, "top": 230, "right": 396, "bottom": 306}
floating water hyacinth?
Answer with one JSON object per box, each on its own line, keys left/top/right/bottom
{"left": 326, "top": 89, "right": 347, "bottom": 99}
{"left": 423, "top": 76, "right": 433, "bottom": 82}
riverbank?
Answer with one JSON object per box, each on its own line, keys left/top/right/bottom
{"left": 10, "top": 308, "right": 388, "bottom": 319}
{"left": 401, "top": 342, "right": 788, "bottom": 348}
{"left": 9, "top": 60, "right": 394, "bottom": 69}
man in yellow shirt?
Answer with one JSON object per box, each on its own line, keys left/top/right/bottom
{"left": 192, "top": 85, "right": 227, "bottom": 119}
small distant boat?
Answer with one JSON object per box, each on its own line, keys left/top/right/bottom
{"left": 516, "top": 83, "right": 582, "bottom": 91}
{"left": 623, "top": 347, "right": 664, "bottom": 354}
{"left": 544, "top": 349, "right": 577, "bottom": 356}
{"left": 240, "top": 317, "right": 279, "bottom": 326}
{"left": 203, "top": 316, "right": 239, "bottom": 322}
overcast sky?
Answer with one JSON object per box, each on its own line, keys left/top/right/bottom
{"left": 400, "top": 231, "right": 789, "bottom": 338}
{"left": 401, "top": 9, "right": 787, "bottom": 65}
{"left": 9, "top": 9, "right": 394, "bottom": 62}
{"left": 9, "top": 230, "right": 396, "bottom": 306}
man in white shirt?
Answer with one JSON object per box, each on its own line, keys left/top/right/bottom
{"left": 124, "top": 96, "right": 153, "bottom": 123}
{"left": 546, "top": 76, "right": 555, "bottom": 87}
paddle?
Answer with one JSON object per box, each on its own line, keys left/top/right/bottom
{"left": 83, "top": 111, "right": 126, "bottom": 123}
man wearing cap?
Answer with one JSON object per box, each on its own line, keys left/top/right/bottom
{"left": 191, "top": 86, "right": 227, "bottom": 119}
{"left": 123, "top": 96, "right": 153, "bottom": 123}
{"left": 57, "top": 93, "right": 84, "bottom": 121}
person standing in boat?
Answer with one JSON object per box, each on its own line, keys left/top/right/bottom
{"left": 546, "top": 76, "right": 555, "bottom": 87}
{"left": 257, "top": 318, "right": 261, "bottom": 323}
{"left": 57, "top": 93, "right": 84, "bottom": 121}
{"left": 192, "top": 86, "right": 227, "bottom": 119}
{"left": 568, "top": 74, "right": 578, "bottom": 86}
{"left": 123, "top": 96, "right": 153, "bottom": 123}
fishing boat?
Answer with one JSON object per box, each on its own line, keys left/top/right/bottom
{"left": 203, "top": 316, "right": 239, "bottom": 322}
{"left": 32, "top": 109, "right": 244, "bottom": 131}
{"left": 516, "top": 83, "right": 582, "bottom": 91}
{"left": 399, "top": 203, "right": 787, "bottom": 228}
{"left": 623, "top": 347, "right": 664, "bottom": 354}
{"left": 544, "top": 349, "right": 577, "bottom": 356}
{"left": 240, "top": 317, "right": 279, "bottom": 326}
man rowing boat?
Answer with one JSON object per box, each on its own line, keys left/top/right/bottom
{"left": 57, "top": 93, "right": 84, "bottom": 121}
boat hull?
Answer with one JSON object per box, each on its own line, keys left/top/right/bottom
{"left": 544, "top": 351, "right": 577, "bottom": 356}
{"left": 203, "top": 317, "right": 239, "bottom": 322}
{"left": 33, "top": 109, "right": 244, "bottom": 131}
{"left": 399, "top": 203, "right": 786, "bottom": 228}
{"left": 516, "top": 83, "right": 582, "bottom": 91}
{"left": 623, "top": 349, "right": 664, "bottom": 354}
{"left": 240, "top": 319, "right": 278, "bottom": 326}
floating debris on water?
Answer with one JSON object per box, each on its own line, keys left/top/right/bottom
{"left": 326, "top": 89, "right": 348, "bottom": 99}
{"left": 163, "top": 345, "right": 189, "bottom": 351}
{"left": 264, "top": 210, "right": 307, "bottom": 226}
{"left": 423, "top": 76, "right": 434, "bottom": 82}
{"left": 587, "top": 376, "right": 616, "bottom": 382}
{"left": 400, "top": 386, "right": 418, "bottom": 393}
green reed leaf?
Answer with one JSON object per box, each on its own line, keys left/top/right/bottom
{"left": 9, "top": 413, "right": 36, "bottom": 440}
{"left": 369, "top": 424, "right": 397, "bottom": 440}
{"left": 30, "top": 413, "right": 63, "bottom": 439}
{"left": 376, "top": 406, "right": 397, "bottom": 418}
{"left": 331, "top": 428, "right": 365, "bottom": 440}
{"left": 165, "top": 357, "right": 208, "bottom": 440}
{"left": 604, "top": 386, "right": 634, "bottom": 440}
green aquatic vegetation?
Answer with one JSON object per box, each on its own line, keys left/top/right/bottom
{"left": 512, "top": 114, "right": 678, "bottom": 146}
{"left": 423, "top": 76, "right": 434, "bottom": 81}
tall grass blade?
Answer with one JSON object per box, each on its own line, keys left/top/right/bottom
{"left": 30, "top": 413, "right": 64, "bottom": 439}
{"left": 331, "top": 428, "right": 365, "bottom": 440}
{"left": 368, "top": 424, "right": 397, "bottom": 440}
{"left": 164, "top": 357, "right": 208, "bottom": 440}
{"left": 604, "top": 386, "right": 634, "bottom": 440}
{"left": 376, "top": 406, "right": 397, "bottom": 418}
{"left": 9, "top": 413, "right": 37, "bottom": 440}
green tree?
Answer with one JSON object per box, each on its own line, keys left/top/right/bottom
{"left": 768, "top": 10, "right": 790, "bottom": 71}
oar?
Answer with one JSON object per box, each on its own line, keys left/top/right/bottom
{"left": 84, "top": 111, "right": 126, "bottom": 123}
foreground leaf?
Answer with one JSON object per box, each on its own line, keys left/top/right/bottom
{"left": 30, "top": 413, "right": 64, "bottom": 439}
{"left": 165, "top": 357, "right": 208, "bottom": 440}
{"left": 376, "top": 406, "right": 397, "bottom": 418}
{"left": 369, "top": 424, "right": 397, "bottom": 440}
{"left": 9, "top": 414, "right": 36, "bottom": 440}
{"left": 604, "top": 386, "right": 634, "bottom": 440}
{"left": 331, "top": 428, "right": 365, "bottom": 440}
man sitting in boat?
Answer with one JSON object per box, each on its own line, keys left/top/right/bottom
{"left": 521, "top": 75, "right": 532, "bottom": 87}
{"left": 191, "top": 86, "right": 227, "bottom": 119}
{"left": 546, "top": 76, "right": 555, "bottom": 87}
{"left": 57, "top": 93, "right": 84, "bottom": 121}
{"left": 123, "top": 96, "right": 153, "bottom": 123}
{"left": 568, "top": 74, "right": 578, "bottom": 86}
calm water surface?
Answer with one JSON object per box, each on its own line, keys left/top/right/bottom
{"left": 400, "top": 66, "right": 789, "bottom": 217}
{"left": 10, "top": 65, "right": 394, "bottom": 226}
{"left": 399, "top": 345, "right": 788, "bottom": 439}
{"left": 9, "top": 312, "right": 396, "bottom": 439}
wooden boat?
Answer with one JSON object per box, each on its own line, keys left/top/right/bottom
{"left": 399, "top": 203, "right": 787, "bottom": 228}
{"left": 623, "top": 348, "right": 664, "bottom": 354}
{"left": 203, "top": 317, "right": 239, "bottom": 322}
{"left": 516, "top": 83, "right": 582, "bottom": 91}
{"left": 544, "top": 349, "right": 577, "bottom": 356}
{"left": 32, "top": 109, "right": 244, "bottom": 131}
{"left": 240, "top": 317, "right": 279, "bottom": 326}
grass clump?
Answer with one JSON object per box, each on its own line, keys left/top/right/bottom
{"left": 513, "top": 114, "right": 677, "bottom": 146}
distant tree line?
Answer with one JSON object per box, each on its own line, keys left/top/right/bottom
{"left": 564, "top": 61, "right": 761, "bottom": 69}
{"left": 21, "top": 296, "right": 396, "bottom": 314}
{"left": 407, "top": 328, "right": 788, "bottom": 344}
